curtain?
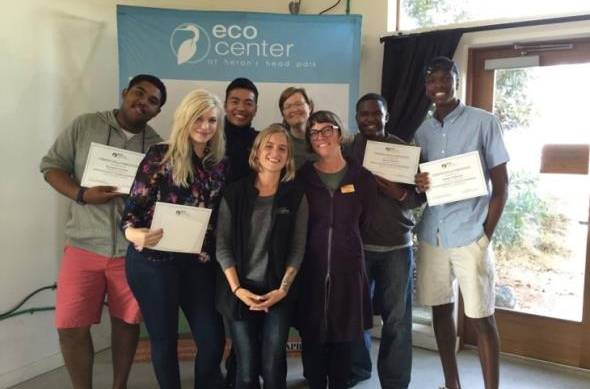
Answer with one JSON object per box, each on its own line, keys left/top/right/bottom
{"left": 380, "top": 29, "right": 463, "bottom": 142}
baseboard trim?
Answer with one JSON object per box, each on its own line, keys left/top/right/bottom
{"left": 135, "top": 336, "right": 303, "bottom": 363}
{"left": 463, "top": 344, "right": 590, "bottom": 376}
{"left": 0, "top": 325, "right": 110, "bottom": 389}
{"left": 0, "top": 353, "right": 63, "bottom": 389}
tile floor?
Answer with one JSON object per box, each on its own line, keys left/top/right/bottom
{"left": 9, "top": 343, "right": 590, "bottom": 388}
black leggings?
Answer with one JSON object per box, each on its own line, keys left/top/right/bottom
{"left": 301, "top": 341, "right": 353, "bottom": 389}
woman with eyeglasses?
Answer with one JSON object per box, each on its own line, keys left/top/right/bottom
{"left": 295, "top": 111, "right": 377, "bottom": 389}
{"left": 215, "top": 124, "right": 308, "bottom": 389}
{"left": 278, "top": 87, "right": 317, "bottom": 169}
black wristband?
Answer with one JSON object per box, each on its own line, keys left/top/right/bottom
{"left": 76, "top": 187, "right": 87, "bottom": 205}
{"left": 232, "top": 285, "right": 241, "bottom": 295}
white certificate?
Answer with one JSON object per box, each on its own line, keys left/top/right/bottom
{"left": 149, "top": 202, "right": 212, "bottom": 254}
{"left": 419, "top": 151, "right": 488, "bottom": 206}
{"left": 362, "top": 140, "right": 421, "bottom": 184}
{"left": 80, "top": 143, "right": 145, "bottom": 194}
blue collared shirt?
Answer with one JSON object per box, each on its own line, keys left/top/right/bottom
{"left": 414, "top": 101, "right": 509, "bottom": 248}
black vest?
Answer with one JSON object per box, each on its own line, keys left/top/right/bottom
{"left": 215, "top": 174, "right": 305, "bottom": 319}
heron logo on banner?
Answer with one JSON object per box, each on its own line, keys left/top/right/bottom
{"left": 170, "top": 23, "right": 211, "bottom": 65}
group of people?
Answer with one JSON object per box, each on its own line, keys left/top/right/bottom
{"left": 40, "top": 56, "right": 509, "bottom": 389}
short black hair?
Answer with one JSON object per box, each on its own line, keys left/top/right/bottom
{"left": 356, "top": 93, "right": 388, "bottom": 112}
{"left": 225, "top": 77, "right": 259, "bottom": 103}
{"left": 128, "top": 74, "right": 167, "bottom": 106}
{"left": 423, "top": 56, "right": 459, "bottom": 79}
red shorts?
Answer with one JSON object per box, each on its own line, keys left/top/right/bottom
{"left": 55, "top": 246, "right": 141, "bottom": 329}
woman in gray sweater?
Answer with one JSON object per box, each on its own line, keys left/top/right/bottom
{"left": 216, "top": 125, "right": 308, "bottom": 389}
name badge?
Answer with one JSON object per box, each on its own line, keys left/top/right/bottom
{"left": 340, "top": 184, "right": 355, "bottom": 194}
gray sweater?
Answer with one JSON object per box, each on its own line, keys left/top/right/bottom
{"left": 216, "top": 195, "right": 309, "bottom": 285}
{"left": 40, "top": 110, "right": 162, "bottom": 257}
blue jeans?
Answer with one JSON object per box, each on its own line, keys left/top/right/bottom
{"left": 350, "top": 247, "right": 413, "bottom": 389}
{"left": 126, "top": 247, "right": 224, "bottom": 389}
{"left": 228, "top": 304, "right": 291, "bottom": 389}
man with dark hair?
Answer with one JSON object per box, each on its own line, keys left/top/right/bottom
{"left": 224, "top": 77, "right": 259, "bottom": 181}
{"left": 414, "top": 56, "right": 509, "bottom": 389}
{"left": 222, "top": 77, "right": 260, "bottom": 388}
{"left": 127, "top": 74, "right": 168, "bottom": 106}
{"left": 40, "top": 74, "right": 166, "bottom": 389}
{"left": 346, "top": 93, "right": 423, "bottom": 389}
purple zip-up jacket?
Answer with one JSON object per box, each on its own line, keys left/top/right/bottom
{"left": 295, "top": 159, "right": 377, "bottom": 344}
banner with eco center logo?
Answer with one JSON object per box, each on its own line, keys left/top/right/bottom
{"left": 117, "top": 5, "right": 362, "bottom": 137}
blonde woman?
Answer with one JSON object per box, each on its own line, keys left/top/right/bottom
{"left": 216, "top": 125, "right": 308, "bottom": 389}
{"left": 121, "top": 89, "right": 228, "bottom": 389}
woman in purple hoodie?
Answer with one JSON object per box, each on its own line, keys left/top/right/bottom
{"left": 295, "top": 110, "right": 377, "bottom": 389}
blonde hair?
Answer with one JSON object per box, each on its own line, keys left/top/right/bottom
{"left": 248, "top": 124, "right": 296, "bottom": 182}
{"left": 163, "top": 89, "right": 225, "bottom": 187}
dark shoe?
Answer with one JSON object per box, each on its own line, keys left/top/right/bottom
{"left": 345, "top": 374, "right": 371, "bottom": 388}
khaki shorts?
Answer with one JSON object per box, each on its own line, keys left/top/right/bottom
{"left": 415, "top": 234, "right": 495, "bottom": 319}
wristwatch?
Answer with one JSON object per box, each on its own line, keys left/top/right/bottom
{"left": 76, "top": 187, "right": 87, "bottom": 205}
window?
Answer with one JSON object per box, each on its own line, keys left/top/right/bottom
{"left": 395, "top": 0, "right": 590, "bottom": 31}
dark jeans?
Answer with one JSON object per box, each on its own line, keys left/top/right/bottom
{"left": 350, "top": 247, "right": 413, "bottom": 389}
{"left": 228, "top": 304, "right": 291, "bottom": 389}
{"left": 302, "top": 341, "right": 353, "bottom": 389}
{"left": 126, "top": 247, "right": 224, "bottom": 389}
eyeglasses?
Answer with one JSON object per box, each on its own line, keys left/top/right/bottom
{"left": 282, "top": 101, "right": 307, "bottom": 111}
{"left": 309, "top": 125, "right": 339, "bottom": 140}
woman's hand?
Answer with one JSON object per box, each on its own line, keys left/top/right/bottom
{"left": 124, "top": 227, "right": 164, "bottom": 251}
{"left": 235, "top": 288, "right": 266, "bottom": 309}
{"left": 249, "top": 289, "right": 287, "bottom": 312}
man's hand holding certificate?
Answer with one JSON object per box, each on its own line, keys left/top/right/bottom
{"left": 418, "top": 151, "right": 488, "bottom": 206}
{"left": 362, "top": 140, "right": 421, "bottom": 184}
{"left": 149, "top": 202, "right": 212, "bottom": 254}
{"left": 80, "top": 143, "right": 145, "bottom": 194}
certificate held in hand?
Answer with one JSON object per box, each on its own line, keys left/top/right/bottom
{"left": 80, "top": 143, "right": 144, "bottom": 194}
{"left": 150, "top": 202, "right": 212, "bottom": 254}
{"left": 362, "top": 140, "right": 421, "bottom": 184}
{"left": 419, "top": 151, "right": 488, "bottom": 206}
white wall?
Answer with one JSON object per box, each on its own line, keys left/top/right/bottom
{"left": 0, "top": 1, "right": 387, "bottom": 387}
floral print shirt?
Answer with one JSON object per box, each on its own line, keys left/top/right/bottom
{"left": 121, "top": 144, "right": 230, "bottom": 261}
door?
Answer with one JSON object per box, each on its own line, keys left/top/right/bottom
{"left": 464, "top": 38, "right": 590, "bottom": 367}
